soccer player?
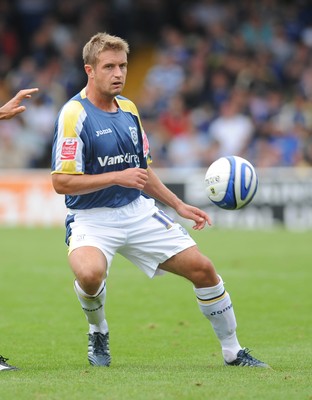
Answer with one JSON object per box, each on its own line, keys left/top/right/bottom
{"left": 0, "top": 87, "right": 39, "bottom": 371}
{"left": 51, "top": 32, "right": 269, "bottom": 368}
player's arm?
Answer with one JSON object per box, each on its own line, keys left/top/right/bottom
{"left": 0, "top": 88, "right": 39, "bottom": 120}
{"left": 143, "top": 167, "right": 212, "bottom": 230}
{"left": 52, "top": 168, "right": 148, "bottom": 195}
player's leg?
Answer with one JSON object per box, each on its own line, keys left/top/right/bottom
{"left": 159, "top": 247, "right": 242, "bottom": 362}
{"left": 160, "top": 247, "right": 269, "bottom": 367}
{"left": 65, "top": 208, "right": 126, "bottom": 367}
{"left": 69, "top": 246, "right": 108, "bottom": 332}
{"left": 121, "top": 200, "right": 242, "bottom": 363}
{"left": 119, "top": 197, "right": 269, "bottom": 367}
{"left": 121, "top": 202, "right": 243, "bottom": 364}
{"left": 69, "top": 246, "right": 111, "bottom": 366}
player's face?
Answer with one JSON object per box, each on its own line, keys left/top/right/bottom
{"left": 91, "top": 50, "right": 128, "bottom": 97}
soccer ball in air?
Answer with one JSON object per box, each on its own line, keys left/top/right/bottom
{"left": 204, "top": 156, "right": 258, "bottom": 210}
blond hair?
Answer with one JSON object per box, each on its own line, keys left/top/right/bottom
{"left": 83, "top": 32, "right": 130, "bottom": 66}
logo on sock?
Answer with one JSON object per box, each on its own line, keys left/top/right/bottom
{"left": 210, "top": 303, "right": 233, "bottom": 316}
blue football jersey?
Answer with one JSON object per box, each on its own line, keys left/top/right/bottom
{"left": 51, "top": 88, "right": 152, "bottom": 209}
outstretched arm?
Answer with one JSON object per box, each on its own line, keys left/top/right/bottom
{"left": 52, "top": 168, "right": 149, "bottom": 195}
{"left": 0, "top": 88, "right": 39, "bottom": 120}
{"left": 143, "top": 167, "right": 212, "bottom": 230}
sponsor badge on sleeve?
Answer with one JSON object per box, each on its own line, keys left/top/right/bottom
{"left": 61, "top": 138, "right": 78, "bottom": 160}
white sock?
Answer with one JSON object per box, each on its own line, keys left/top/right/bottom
{"left": 194, "top": 275, "right": 241, "bottom": 362}
{"left": 74, "top": 280, "right": 109, "bottom": 334}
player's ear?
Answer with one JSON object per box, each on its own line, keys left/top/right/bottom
{"left": 85, "top": 64, "right": 94, "bottom": 78}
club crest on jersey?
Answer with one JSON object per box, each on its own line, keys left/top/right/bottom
{"left": 129, "top": 126, "right": 138, "bottom": 145}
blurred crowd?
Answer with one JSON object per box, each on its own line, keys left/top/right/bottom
{"left": 1, "top": 0, "right": 312, "bottom": 169}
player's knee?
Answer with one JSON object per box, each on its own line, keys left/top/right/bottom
{"left": 189, "top": 257, "right": 219, "bottom": 287}
{"left": 76, "top": 267, "right": 104, "bottom": 291}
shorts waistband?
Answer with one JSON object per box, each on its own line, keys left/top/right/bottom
{"left": 68, "top": 196, "right": 155, "bottom": 216}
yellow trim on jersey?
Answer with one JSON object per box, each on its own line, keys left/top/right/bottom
{"left": 61, "top": 160, "right": 78, "bottom": 173}
{"left": 117, "top": 98, "right": 139, "bottom": 114}
{"left": 53, "top": 99, "right": 87, "bottom": 174}
{"left": 63, "top": 101, "right": 85, "bottom": 138}
{"left": 116, "top": 98, "right": 143, "bottom": 128}
{"left": 80, "top": 87, "right": 87, "bottom": 99}
{"left": 196, "top": 291, "right": 228, "bottom": 305}
{"left": 51, "top": 171, "right": 83, "bottom": 175}
{"left": 117, "top": 97, "right": 152, "bottom": 165}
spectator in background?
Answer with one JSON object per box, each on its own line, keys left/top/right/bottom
{"left": 206, "top": 68, "right": 231, "bottom": 111}
{"left": 21, "top": 91, "right": 58, "bottom": 167}
{"left": 180, "top": 37, "right": 210, "bottom": 108}
{"left": 0, "top": 118, "right": 31, "bottom": 168}
{"left": 158, "top": 93, "right": 193, "bottom": 140}
{"left": 301, "top": 21, "right": 312, "bottom": 48}
{"left": 269, "top": 23, "right": 294, "bottom": 65}
{"left": 158, "top": 26, "right": 191, "bottom": 65}
{"left": 159, "top": 94, "right": 208, "bottom": 168}
{"left": 0, "top": 16, "right": 20, "bottom": 63}
{"left": 188, "top": 0, "right": 227, "bottom": 30}
{"left": 240, "top": 12, "right": 273, "bottom": 50}
{"left": 299, "top": 66, "right": 312, "bottom": 100}
{"left": 144, "top": 50, "right": 185, "bottom": 109}
{"left": 248, "top": 87, "right": 312, "bottom": 167}
{"left": 259, "top": 90, "right": 312, "bottom": 166}
{"left": 205, "top": 95, "right": 255, "bottom": 164}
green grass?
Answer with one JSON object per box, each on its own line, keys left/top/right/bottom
{"left": 0, "top": 226, "right": 311, "bottom": 400}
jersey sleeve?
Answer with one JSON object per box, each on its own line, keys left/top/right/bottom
{"left": 51, "top": 100, "right": 87, "bottom": 175}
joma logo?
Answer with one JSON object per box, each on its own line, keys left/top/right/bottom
{"left": 96, "top": 128, "right": 113, "bottom": 137}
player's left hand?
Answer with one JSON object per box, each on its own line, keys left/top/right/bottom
{"left": 176, "top": 202, "right": 212, "bottom": 230}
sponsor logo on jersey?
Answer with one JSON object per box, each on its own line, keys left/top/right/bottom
{"left": 60, "top": 138, "right": 78, "bottom": 160}
{"left": 129, "top": 126, "right": 138, "bottom": 145}
{"left": 96, "top": 128, "right": 113, "bottom": 137}
{"left": 97, "top": 153, "right": 140, "bottom": 167}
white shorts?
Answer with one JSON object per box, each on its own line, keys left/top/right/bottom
{"left": 66, "top": 196, "right": 196, "bottom": 278}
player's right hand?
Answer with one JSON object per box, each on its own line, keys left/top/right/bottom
{"left": 116, "top": 168, "right": 148, "bottom": 190}
{"left": 0, "top": 88, "right": 39, "bottom": 120}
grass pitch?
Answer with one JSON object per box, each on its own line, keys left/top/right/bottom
{"left": 0, "top": 226, "right": 311, "bottom": 400}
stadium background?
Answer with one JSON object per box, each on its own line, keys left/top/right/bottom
{"left": 1, "top": 0, "right": 312, "bottom": 229}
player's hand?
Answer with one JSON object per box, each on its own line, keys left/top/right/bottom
{"left": 0, "top": 88, "right": 39, "bottom": 120}
{"left": 116, "top": 168, "right": 149, "bottom": 190}
{"left": 175, "top": 202, "right": 212, "bottom": 230}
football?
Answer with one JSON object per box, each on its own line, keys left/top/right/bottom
{"left": 204, "top": 156, "right": 258, "bottom": 210}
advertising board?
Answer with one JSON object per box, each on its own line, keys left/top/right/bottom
{"left": 0, "top": 168, "right": 312, "bottom": 230}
